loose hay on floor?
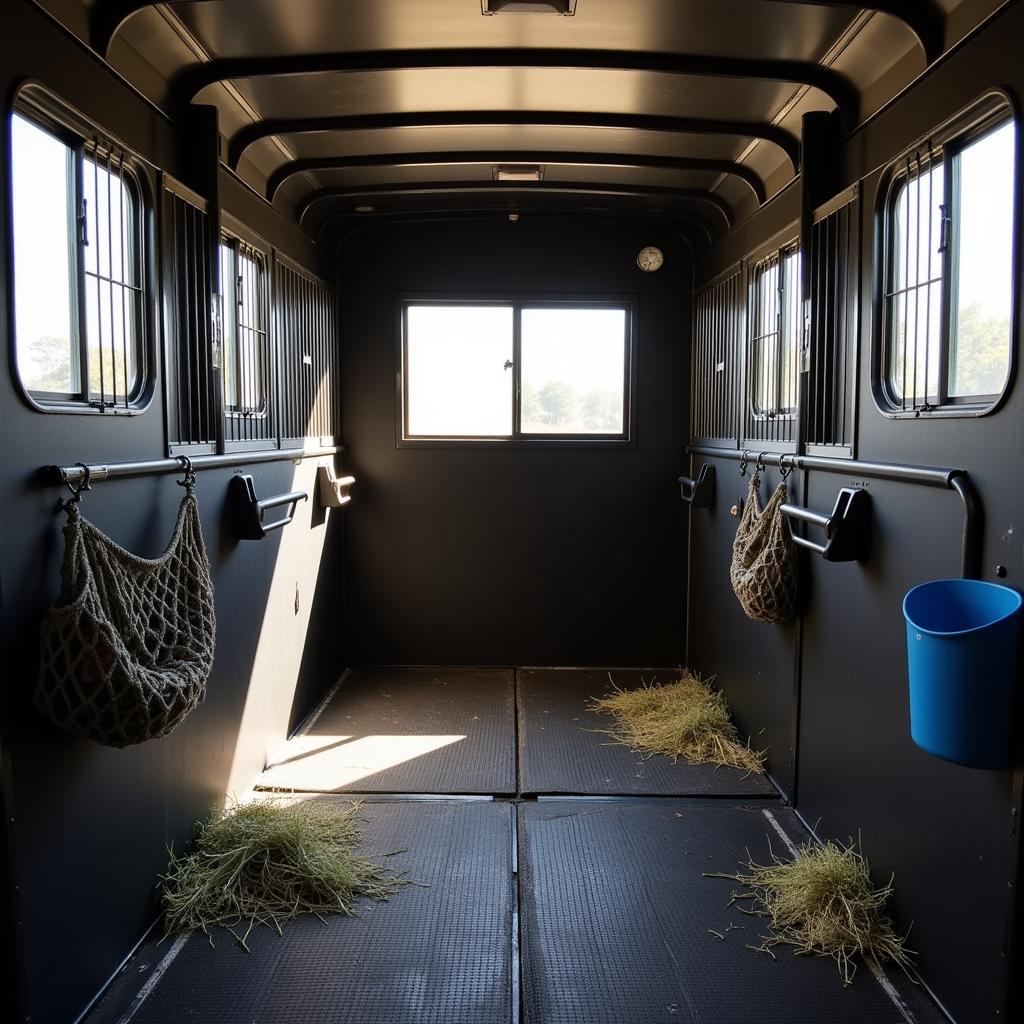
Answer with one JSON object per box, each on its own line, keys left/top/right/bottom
{"left": 708, "top": 838, "right": 913, "bottom": 985}
{"left": 160, "top": 799, "right": 406, "bottom": 949}
{"left": 588, "top": 672, "right": 765, "bottom": 773}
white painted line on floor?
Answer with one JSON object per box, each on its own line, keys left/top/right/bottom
{"left": 867, "top": 959, "right": 918, "bottom": 1024}
{"left": 118, "top": 933, "right": 190, "bottom": 1024}
{"left": 761, "top": 808, "right": 918, "bottom": 1024}
{"left": 762, "top": 808, "right": 800, "bottom": 858}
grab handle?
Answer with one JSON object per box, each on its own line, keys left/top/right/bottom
{"left": 230, "top": 474, "right": 308, "bottom": 540}
{"left": 780, "top": 487, "right": 871, "bottom": 562}
{"left": 678, "top": 464, "right": 715, "bottom": 509}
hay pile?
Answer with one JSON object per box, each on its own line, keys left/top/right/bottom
{"left": 711, "top": 838, "right": 913, "bottom": 984}
{"left": 160, "top": 799, "right": 405, "bottom": 949}
{"left": 589, "top": 673, "right": 765, "bottom": 774}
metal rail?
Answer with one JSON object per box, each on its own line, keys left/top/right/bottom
{"left": 43, "top": 444, "right": 345, "bottom": 488}
{"left": 688, "top": 444, "right": 982, "bottom": 578}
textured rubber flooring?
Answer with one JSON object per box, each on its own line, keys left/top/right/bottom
{"left": 518, "top": 669, "right": 777, "bottom": 796}
{"left": 518, "top": 800, "right": 941, "bottom": 1024}
{"left": 90, "top": 799, "right": 513, "bottom": 1024}
{"left": 256, "top": 668, "right": 516, "bottom": 794}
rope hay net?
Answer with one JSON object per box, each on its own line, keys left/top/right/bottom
{"left": 730, "top": 472, "right": 798, "bottom": 624}
{"left": 35, "top": 482, "right": 215, "bottom": 747}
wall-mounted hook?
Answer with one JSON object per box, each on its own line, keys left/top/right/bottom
{"left": 317, "top": 466, "right": 355, "bottom": 509}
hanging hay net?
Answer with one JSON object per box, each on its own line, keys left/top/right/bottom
{"left": 35, "top": 482, "right": 215, "bottom": 747}
{"left": 707, "top": 837, "right": 913, "bottom": 985}
{"left": 730, "top": 472, "right": 798, "bottom": 624}
{"left": 589, "top": 672, "right": 765, "bottom": 774}
{"left": 161, "top": 799, "right": 407, "bottom": 949}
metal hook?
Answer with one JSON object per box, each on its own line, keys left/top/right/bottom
{"left": 739, "top": 449, "right": 750, "bottom": 477}
{"left": 60, "top": 463, "right": 92, "bottom": 510}
{"left": 755, "top": 452, "right": 768, "bottom": 476}
{"left": 176, "top": 455, "right": 197, "bottom": 488}
{"left": 779, "top": 453, "right": 794, "bottom": 480}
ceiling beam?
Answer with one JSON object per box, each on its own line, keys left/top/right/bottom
{"left": 267, "top": 151, "right": 767, "bottom": 205}
{"left": 318, "top": 207, "right": 715, "bottom": 250}
{"left": 168, "top": 48, "right": 860, "bottom": 125}
{"left": 93, "top": 1, "right": 945, "bottom": 66}
{"left": 228, "top": 111, "right": 801, "bottom": 172}
{"left": 294, "top": 180, "right": 735, "bottom": 230}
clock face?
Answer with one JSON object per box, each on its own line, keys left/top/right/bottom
{"left": 637, "top": 246, "right": 664, "bottom": 272}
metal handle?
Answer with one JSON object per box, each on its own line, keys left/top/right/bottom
{"left": 230, "top": 474, "right": 308, "bottom": 540}
{"left": 678, "top": 463, "right": 715, "bottom": 509}
{"left": 780, "top": 487, "right": 871, "bottom": 563}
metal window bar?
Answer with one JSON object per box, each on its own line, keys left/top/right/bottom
{"left": 276, "top": 260, "right": 340, "bottom": 444}
{"left": 163, "top": 181, "right": 217, "bottom": 451}
{"left": 806, "top": 188, "right": 860, "bottom": 456}
{"left": 81, "top": 135, "right": 145, "bottom": 411}
{"left": 883, "top": 143, "right": 943, "bottom": 412}
{"left": 692, "top": 268, "right": 743, "bottom": 444}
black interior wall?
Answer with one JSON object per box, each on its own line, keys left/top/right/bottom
{"left": 688, "top": 6, "right": 1024, "bottom": 1022}
{"left": 0, "top": 5, "right": 345, "bottom": 1022}
{"left": 337, "top": 219, "right": 691, "bottom": 668}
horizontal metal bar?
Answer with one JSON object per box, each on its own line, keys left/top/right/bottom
{"left": 258, "top": 490, "right": 308, "bottom": 514}
{"left": 780, "top": 503, "right": 832, "bottom": 529}
{"left": 689, "top": 444, "right": 980, "bottom": 577}
{"left": 44, "top": 444, "right": 345, "bottom": 488}
{"left": 688, "top": 445, "right": 958, "bottom": 487}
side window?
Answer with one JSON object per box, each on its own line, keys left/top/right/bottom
{"left": 219, "top": 236, "right": 273, "bottom": 446}
{"left": 11, "top": 107, "right": 149, "bottom": 412}
{"left": 879, "top": 102, "right": 1016, "bottom": 414}
{"left": 745, "top": 243, "right": 800, "bottom": 447}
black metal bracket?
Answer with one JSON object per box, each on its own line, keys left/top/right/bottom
{"left": 781, "top": 487, "right": 871, "bottom": 562}
{"left": 229, "top": 474, "right": 308, "bottom": 540}
{"left": 678, "top": 464, "right": 715, "bottom": 509}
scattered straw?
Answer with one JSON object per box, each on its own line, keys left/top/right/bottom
{"left": 588, "top": 672, "right": 765, "bottom": 774}
{"left": 160, "top": 799, "right": 406, "bottom": 949}
{"left": 707, "top": 838, "right": 913, "bottom": 984}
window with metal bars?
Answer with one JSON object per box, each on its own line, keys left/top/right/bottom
{"left": 877, "top": 95, "right": 1017, "bottom": 416}
{"left": 806, "top": 187, "right": 859, "bottom": 456}
{"left": 744, "top": 244, "right": 801, "bottom": 448}
{"left": 276, "top": 259, "right": 340, "bottom": 445}
{"left": 219, "top": 234, "right": 274, "bottom": 448}
{"left": 10, "top": 99, "right": 151, "bottom": 414}
{"left": 691, "top": 268, "right": 743, "bottom": 444}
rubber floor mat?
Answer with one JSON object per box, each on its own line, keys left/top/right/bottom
{"left": 518, "top": 800, "right": 941, "bottom": 1024}
{"left": 88, "top": 799, "right": 514, "bottom": 1024}
{"left": 257, "top": 668, "right": 516, "bottom": 794}
{"left": 518, "top": 669, "right": 777, "bottom": 796}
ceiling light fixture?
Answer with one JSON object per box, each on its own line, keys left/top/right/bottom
{"left": 494, "top": 165, "right": 544, "bottom": 182}
{"left": 481, "top": 1, "right": 576, "bottom": 15}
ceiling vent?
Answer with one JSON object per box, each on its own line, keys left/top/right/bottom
{"left": 493, "top": 165, "right": 545, "bottom": 182}
{"left": 482, "top": 1, "right": 576, "bottom": 15}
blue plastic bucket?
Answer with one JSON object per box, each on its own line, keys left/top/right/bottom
{"left": 903, "top": 579, "right": 1022, "bottom": 769}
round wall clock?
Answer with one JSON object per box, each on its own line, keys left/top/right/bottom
{"left": 637, "top": 246, "right": 664, "bottom": 272}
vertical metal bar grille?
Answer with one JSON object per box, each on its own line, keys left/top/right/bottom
{"left": 882, "top": 143, "right": 943, "bottom": 411}
{"left": 275, "top": 259, "right": 340, "bottom": 444}
{"left": 162, "top": 180, "right": 217, "bottom": 451}
{"left": 82, "top": 135, "right": 145, "bottom": 411}
{"left": 806, "top": 189, "right": 860, "bottom": 455}
{"left": 691, "top": 268, "right": 742, "bottom": 444}
{"left": 223, "top": 240, "right": 274, "bottom": 447}
{"left": 744, "top": 246, "right": 800, "bottom": 447}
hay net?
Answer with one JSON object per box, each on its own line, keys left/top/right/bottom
{"left": 35, "top": 481, "right": 215, "bottom": 747}
{"left": 730, "top": 471, "right": 798, "bottom": 624}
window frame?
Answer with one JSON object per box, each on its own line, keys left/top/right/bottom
{"left": 397, "top": 294, "right": 637, "bottom": 448}
{"left": 873, "top": 90, "right": 1020, "bottom": 418}
{"left": 218, "top": 218, "right": 275, "bottom": 452}
{"left": 8, "top": 83, "right": 156, "bottom": 416}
